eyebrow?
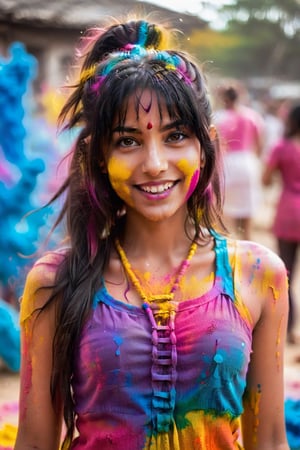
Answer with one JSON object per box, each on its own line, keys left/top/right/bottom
{"left": 112, "top": 119, "right": 186, "bottom": 134}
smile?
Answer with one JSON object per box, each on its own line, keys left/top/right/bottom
{"left": 138, "top": 182, "right": 175, "bottom": 194}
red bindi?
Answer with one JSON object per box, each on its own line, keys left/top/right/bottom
{"left": 147, "top": 122, "right": 153, "bottom": 130}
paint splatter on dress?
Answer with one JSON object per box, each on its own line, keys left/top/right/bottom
{"left": 70, "top": 235, "right": 252, "bottom": 449}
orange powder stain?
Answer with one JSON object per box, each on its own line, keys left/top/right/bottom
{"left": 107, "top": 156, "right": 133, "bottom": 207}
{"left": 20, "top": 287, "right": 38, "bottom": 325}
{"left": 275, "top": 314, "right": 284, "bottom": 370}
{"left": 248, "top": 384, "right": 262, "bottom": 445}
{"left": 233, "top": 290, "right": 253, "bottom": 329}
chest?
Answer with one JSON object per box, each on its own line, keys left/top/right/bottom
{"left": 105, "top": 244, "right": 216, "bottom": 308}
{"left": 73, "top": 293, "right": 251, "bottom": 396}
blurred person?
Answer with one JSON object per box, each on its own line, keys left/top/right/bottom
{"left": 214, "top": 83, "right": 265, "bottom": 240}
{"left": 14, "top": 16, "right": 289, "bottom": 450}
{"left": 261, "top": 97, "right": 284, "bottom": 160}
{"left": 262, "top": 103, "right": 300, "bottom": 344}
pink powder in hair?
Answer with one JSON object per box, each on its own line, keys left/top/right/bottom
{"left": 91, "top": 76, "right": 105, "bottom": 92}
{"left": 87, "top": 216, "right": 98, "bottom": 260}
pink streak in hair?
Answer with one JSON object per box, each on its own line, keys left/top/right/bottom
{"left": 87, "top": 183, "right": 101, "bottom": 260}
{"left": 87, "top": 182, "right": 101, "bottom": 208}
{"left": 204, "top": 183, "right": 213, "bottom": 202}
{"left": 123, "top": 44, "right": 135, "bottom": 50}
{"left": 91, "top": 76, "right": 105, "bottom": 92}
{"left": 75, "top": 27, "right": 106, "bottom": 58}
{"left": 87, "top": 215, "right": 98, "bottom": 261}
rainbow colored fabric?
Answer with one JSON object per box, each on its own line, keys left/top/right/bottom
{"left": 70, "top": 235, "right": 251, "bottom": 449}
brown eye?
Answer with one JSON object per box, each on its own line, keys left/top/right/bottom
{"left": 117, "top": 137, "right": 138, "bottom": 148}
{"left": 167, "top": 131, "right": 187, "bottom": 143}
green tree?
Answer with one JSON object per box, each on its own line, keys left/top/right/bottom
{"left": 219, "top": 0, "right": 300, "bottom": 78}
{"left": 187, "top": 0, "right": 299, "bottom": 79}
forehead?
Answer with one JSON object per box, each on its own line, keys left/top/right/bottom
{"left": 118, "top": 89, "right": 178, "bottom": 124}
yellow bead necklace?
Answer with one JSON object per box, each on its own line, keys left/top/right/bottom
{"left": 115, "top": 239, "right": 198, "bottom": 304}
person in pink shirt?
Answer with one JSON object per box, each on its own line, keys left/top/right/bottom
{"left": 215, "top": 84, "right": 265, "bottom": 240}
{"left": 262, "top": 103, "right": 300, "bottom": 344}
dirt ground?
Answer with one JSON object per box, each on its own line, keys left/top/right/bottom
{"left": 1, "top": 183, "right": 300, "bottom": 435}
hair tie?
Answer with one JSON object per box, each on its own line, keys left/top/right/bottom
{"left": 137, "top": 21, "right": 148, "bottom": 47}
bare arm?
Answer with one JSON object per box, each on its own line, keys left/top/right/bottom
{"left": 253, "top": 124, "right": 264, "bottom": 158}
{"left": 261, "top": 142, "right": 280, "bottom": 186}
{"left": 14, "top": 256, "right": 64, "bottom": 450}
{"left": 239, "top": 244, "right": 289, "bottom": 450}
{"left": 261, "top": 162, "right": 276, "bottom": 186}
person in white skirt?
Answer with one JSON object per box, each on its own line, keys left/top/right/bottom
{"left": 214, "top": 83, "right": 265, "bottom": 240}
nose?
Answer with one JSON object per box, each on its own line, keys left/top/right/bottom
{"left": 142, "top": 144, "right": 168, "bottom": 176}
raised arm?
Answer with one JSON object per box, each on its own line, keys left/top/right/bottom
{"left": 14, "top": 255, "right": 63, "bottom": 450}
{"left": 239, "top": 243, "right": 289, "bottom": 450}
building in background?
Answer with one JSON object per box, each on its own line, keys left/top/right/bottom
{"left": 0, "top": 0, "right": 206, "bottom": 91}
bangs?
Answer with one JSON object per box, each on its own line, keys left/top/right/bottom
{"left": 95, "top": 61, "right": 203, "bottom": 143}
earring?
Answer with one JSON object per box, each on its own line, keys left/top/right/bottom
{"left": 209, "top": 124, "right": 218, "bottom": 141}
{"left": 200, "top": 154, "right": 205, "bottom": 168}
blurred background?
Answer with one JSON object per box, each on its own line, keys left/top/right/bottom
{"left": 0, "top": 0, "right": 299, "bottom": 448}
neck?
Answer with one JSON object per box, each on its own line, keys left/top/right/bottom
{"left": 115, "top": 236, "right": 198, "bottom": 304}
{"left": 120, "top": 212, "right": 195, "bottom": 260}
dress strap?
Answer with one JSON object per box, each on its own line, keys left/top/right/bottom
{"left": 212, "top": 231, "right": 235, "bottom": 299}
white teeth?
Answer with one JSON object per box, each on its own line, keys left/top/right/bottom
{"left": 141, "top": 182, "right": 173, "bottom": 193}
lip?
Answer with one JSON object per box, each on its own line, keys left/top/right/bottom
{"left": 135, "top": 180, "right": 178, "bottom": 200}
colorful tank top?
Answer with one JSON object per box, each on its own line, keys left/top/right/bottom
{"left": 71, "top": 235, "right": 253, "bottom": 449}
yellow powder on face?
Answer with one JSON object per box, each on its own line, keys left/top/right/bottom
{"left": 176, "top": 159, "right": 198, "bottom": 190}
{"left": 107, "top": 157, "right": 133, "bottom": 207}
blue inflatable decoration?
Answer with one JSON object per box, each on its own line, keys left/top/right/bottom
{"left": 0, "top": 42, "right": 56, "bottom": 301}
{"left": 0, "top": 41, "right": 75, "bottom": 375}
{"left": 0, "top": 42, "right": 37, "bottom": 164}
{"left": 0, "top": 298, "right": 20, "bottom": 372}
{"left": 285, "top": 398, "right": 300, "bottom": 450}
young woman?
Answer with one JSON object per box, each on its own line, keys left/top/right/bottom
{"left": 262, "top": 103, "right": 300, "bottom": 345}
{"left": 14, "top": 17, "right": 289, "bottom": 450}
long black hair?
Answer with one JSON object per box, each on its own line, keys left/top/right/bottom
{"left": 41, "top": 18, "right": 225, "bottom": 448}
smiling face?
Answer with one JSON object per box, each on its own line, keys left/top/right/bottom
{"left": 106, "top": 90, "right": 203, "bottom": 223}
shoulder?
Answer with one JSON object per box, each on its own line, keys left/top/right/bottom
{"left": 241, "top": 105, "right": 264, "bottom": 127}
{"left": 226, "top": 238, "right": 288, "bottom": 322}
{"left": 26, "top": 249, "right": 67, "bottom": 287}
{"left": 270, "top": 138, "right": 287, "bottom": 153}
{"left": 229, "top": 238, "right": 287, "bottom": 280}
{"left": 20, "top": 249, "right": 68, "bottom": 324}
